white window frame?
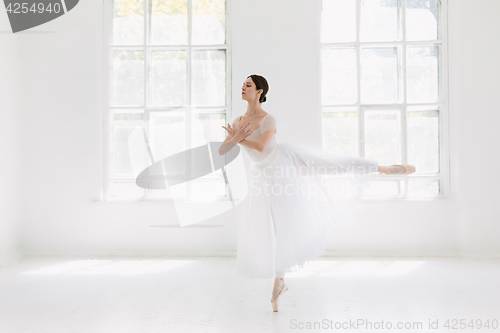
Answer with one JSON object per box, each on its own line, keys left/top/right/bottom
{"left": 102, "top": 0, "right": 232, "bottom": 202}
{"left": 318, "top": 0, "right": 449, "bottom": 201}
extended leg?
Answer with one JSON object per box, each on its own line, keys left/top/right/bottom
{"left": 378, "top": 165, "right": 406, "bottom": 174}
{"left": 378, "top": 165, "right": 415, "bottom": 175}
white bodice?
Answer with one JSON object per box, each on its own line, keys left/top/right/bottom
{"left": 232, "top": 114, "right": 278, "bottom": 163}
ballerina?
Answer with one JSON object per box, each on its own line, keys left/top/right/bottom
{"left": 219, "top": 74, "right": 415, "bottom": 312}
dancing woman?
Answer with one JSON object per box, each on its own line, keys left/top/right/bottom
{"left": 219, "top": 74, "right": 415, "bottom": 312}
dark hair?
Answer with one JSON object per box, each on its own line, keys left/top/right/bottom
{"left": 247, "top": 74, "right": 269, "bottom": 103}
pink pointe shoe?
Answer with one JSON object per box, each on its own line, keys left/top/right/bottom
{"left": 380, "top": 164, "right": 416, "bottom": 175}
{"left": 270, "top": 278, "right": 288, "bottom": 312}
{"left": 392, "top": 164, "right": 416, "bottom": 174}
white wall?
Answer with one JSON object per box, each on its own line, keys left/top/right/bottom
{"left": 0, "top": 0, "right": 498, "bottom": 261}
{"left": 448, "top": 0, "right": 500, "bottom": 257}
{"left": 0, "top": 11, "right": 21, "bottom": 267}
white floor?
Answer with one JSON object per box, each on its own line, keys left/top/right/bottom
{"left": 0, "top": 256, "right": 499, "bottom": 333}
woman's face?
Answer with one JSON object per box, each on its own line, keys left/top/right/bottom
{"left": 241, "top": 77, "right": 262, "bottom": 102}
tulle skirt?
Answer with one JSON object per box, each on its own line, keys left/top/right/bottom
{"left": 235, "top": 140, "right": 379, "bottom": 279}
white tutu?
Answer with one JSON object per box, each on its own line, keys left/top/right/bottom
{"left": 232, "top": 114, "right": 379, "bottom": 279}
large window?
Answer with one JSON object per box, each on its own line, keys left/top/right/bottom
{"left": 320, "top": 0, "right": 447, "bottom": 199}
{"left": 104, "top": 0, "right": 229, "bottom": 201}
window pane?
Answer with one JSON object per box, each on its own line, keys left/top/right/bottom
{"left": 363, "top": 180, "right": 399, "bottom": 196}
{"left": 148, "top": 111, "right": 186, "bottom": 161}
{"left": 191, "top": 171, "right": 226, "bottom": 197}
{"left": 150, "top": 0, "right": 188, "bottom": 45}
{"left": 321, "top": 0, "right": 356, "bottom": 43}
{"left": 113, "top": 0, "right": 144, "bottom": 45}
{"left": 110, "top": 181, "right": 145, "bottom": 198}
{"left": 360, "top": 47, "right": 400, "bottom": 103}
{"left": 360, "top": 0, "right": 400, "bottom": 42}
{"left": 406, "top": 46, "right": 439, "bottom": 103}
{"left": 407, "top": 179, "right": 440, "bottom": 196}
{"left": 192, "top": 0, "right": 226, "bottom": 45}
{"left": 191, "top": 50, "right": 226, "bottom": 106}
{"left": 193, "top": 112, "right": 226, "bottom": 147}
{"left": 112, "top": 112, "right": 145, "bottom": 176}
{"left": 407, "top": 108, "right": 439, "bottom": 173}
{"left": 322, "top": 110, "right": 358, "bottom": 156}
{"left": 364, "top": 110, "right": 401, "bottom": 165}
{"left": 150, "top": 50, "right": 187, "bottom": 106}
{"left": 113, "top": 51, "right": 144, "bottom": 106}
{"left": 406, "top": 0, "right": 439, "bottom": 41}
{"left": 322, "top": 47, "right": 357, "bottom": 105}
{"left": 149, "top": 187, "right": 171, "bottom": 198}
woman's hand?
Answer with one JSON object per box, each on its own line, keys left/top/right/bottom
{"left": 222, "top": 123, "right": 237, "bottom": 138}
{"left": 232, "top": 122, "right": 254, "bottom": 142}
